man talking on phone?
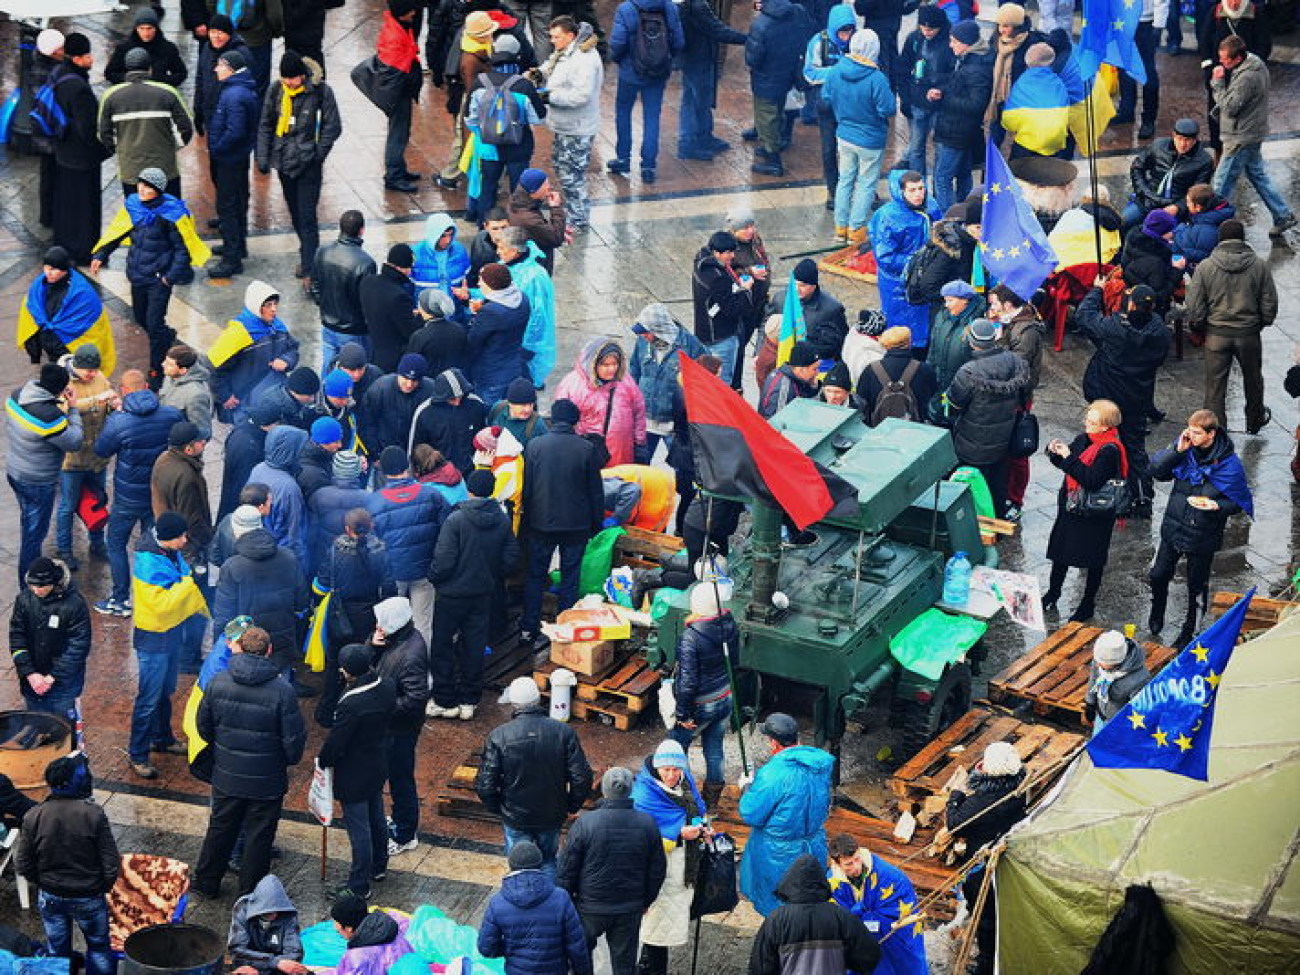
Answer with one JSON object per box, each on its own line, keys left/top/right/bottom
{"left": 1147, "top": 409, "right": 1253, "bottom": 645}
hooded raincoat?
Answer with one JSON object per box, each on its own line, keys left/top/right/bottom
{"left": 248, "top": 425, "right": 310, "bottom": 568}
{"left": 553, "top": 339, "right": 647, "bottom": 467}
{"left": 411, "top": 213, "right": 471, "bottom": 300}
{"left": 869, "top": 170, "right": 943, "bottom": 345}
{"left": 506, "top": 241, "right": 556, "bottom": 388}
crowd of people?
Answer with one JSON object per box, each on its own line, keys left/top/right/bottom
{"left": 4, "top": 0, "right": 1291, "bottom": 971}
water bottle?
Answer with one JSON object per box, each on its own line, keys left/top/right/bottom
{"left": 943, "top": 551, "right": 972, "bottom": 606}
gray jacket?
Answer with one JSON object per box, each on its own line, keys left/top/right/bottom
{"left": 5, "top": 380, "right": 84, "bottom": 485}
{"left": 159, "top": 362, "right": 214, "bottom": 440}
{"left": 227, "top": 873, "right": 304, "bottom": 972}
{"left": 1212, "top": 53, "right": 1269, "bottom": 149}
{"left": 1085, "top": 638, "right": 1151, "bottom": 725}
{"left": 1185, "top": 239, "right": 1278, "bottom": 337}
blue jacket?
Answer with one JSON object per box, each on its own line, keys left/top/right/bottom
{"left": 248, "top": 426, "right": 310, "bottom": 568}
{"left": 411, "top": 213, "right": 472, "bottom": 298}
{"left": 828, "top": 851, "right": 928, "bottom": 975}
{"left": 207, "top": 69, "right": 260, "bottom": 161}
{"left": 306, "top": 480, "right": 371, "bottom": 572}
{"left": 94, "top": 389, "right": 183, "bottom": 510}
{"left": 745, "top": 0, "right": 816, "bottom": 101}
{"left": 610, "top": 0, "right": 686, "bottom": 84}
{"left": 802, "top": 6, "right": 856, "bottom": 87}
{"left": 672, "top": 611, "right": 738, "bottom": 720}
{"left": 629, "top": 325, "right": 704, "bottom": 424}
{"left": 631, "top": 758, "right": 706, "bottom": 843}
{"left": 1172, "top": 196, "right": 1237, "bottom": 268}
{"left": 93, "top": 194, "right": 191, "bottom": 288}
{"left": 869, "top": 170, "right": 942, "bottom": 343}
{"left": 467, "top": 287, "right": 531, "bottom": 397}
{"left": 822, "top": 53, "right": 896, "bottom": 150}
{"left": 477, "top": 871, "right": 593, "bottom": 975}
{"left": 367, "top": 476, "right": 450, "bottom": 581}
{"left": 739, "top": 744, "right": 835, "bottom": 917}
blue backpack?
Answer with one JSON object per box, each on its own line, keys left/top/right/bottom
{"left": 474, "top": 74, "right": 526, "bottom": 147}
{"left": 215, "top": 0, "right": 262, "bottom": 31}
{"left": 28, "top": 73, "right": 76, "bottom": 145}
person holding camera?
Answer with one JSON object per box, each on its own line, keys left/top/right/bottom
{"left": 1042, "top": 400, "right": 1127, "bottom": 624}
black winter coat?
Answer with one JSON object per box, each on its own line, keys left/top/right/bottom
{"left": 16, "top": 796, "right": 119, "bottom": 898}
{"left": 745, "top": 0, "right": 816, "bottom": 101}
{"left": 943, "top": 348, "right": 1029, "bottom": 466}
{"left": 946, "top": 770, "right": 1027, "bottom": 853}
{"left": 316, "top": 533, "right": 397, "bottom": 612}
{"left": 307, "top": 482, "right": 371, "bottom": 570}
{"left": 313, "top": 236, "right": 376, "bottom": 335}
{"left": 197, "top": 651, "right": 307, "bottom": 800}
{"left": 855, "top": 348, "right": 938, "bottom": 424}
{"left": 680, "top": 0, "right": 746, "bottom": 64}
{"left": 674, "top": 612, "right": 739, "bottom": 720}
{"left": 521, "top": 422, "right": 604, "bottom": 539}
{"left": 50, "top": 63, "right": 106, "bottom": 171}
{"left": 1121, "top": 228, "right": 1182, "bottom": 306}
{"left": 217, "top": 419, "right": 269, "bottom": 521}
{"left": 359, "top": 375, "right": 435, "bottom": 457}
{"left": 94, "top": 389, "right": 183, "bottom": 511}
{"left": 1076, "top": 288, "right": 1170, "bottom": 419}
{"left": 406, "top": 317, "right": 470, "bottom": 377}
{"left": 933, "top": 44, "right": 993, "bottom": 150}
{"left": 360, "top": 265, "right": 420, "bottom": 373}
{"left": 295, "top": 441, "right": 335, "bottom": 500}
{"left": 8, "top": 564, "right": 91, "bottom": 694}
{"left": 1151, "top": 435, "right": 1246, "bottom": 554}
{"left": 372, "top": 623, "right": 430, "bottom": 737}
{"left": 104, "top": 31, "right": 187, "bottom": 87}
{"left": 913, "top": 220, "right": 977, "bottom": 309}
{"left": 556, "top": 799, "right": 667, "bottom": 914}
{"left": 211, "top": 529, "right": 310, "bottom": 661}
{"left": 429, "top": 497, "right": 518, "bottom": 598}
{"left": 748, "top": 855, "right": 881, "bottom": 975}
{"left": 1129, "top": 137, "right": 1215, "bottom": 212}
{"left": 801, "top": 288, "right": 848, "bottom": 361}
{"left": 475, "top": 706, "right": 594, "bottom": 830}
{"left": 318, "top": 673, "right": 396, "bottom": 802}
{"left": 897, "top": 23, "right": 954, "bottom": 113}
{"left": 691, "top": 254, "right": 752, "bottom": 345}
{"left": 1046, "top": 435, "right": 1124, "bottom": 569}
{"left": 255, "top": 72, "right": 342, "bottom": 178}
{"left": 410, "top": 394, "right": 487, "bottom": 474}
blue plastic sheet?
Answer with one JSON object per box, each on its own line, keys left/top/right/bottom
{"left": 406, "top": 905, "right": 504, "bottom": 974}
{"left": 301, "top": 919, "right": 348, "bottom": 968}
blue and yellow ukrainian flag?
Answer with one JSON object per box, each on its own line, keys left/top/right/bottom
{"left": 776, "top": 274, "right": 806, "bottom": 368}
{"left": 5, "top": 395, "right": 70, "bottom": 437}
{"left": 131, "top": 549, "right": 209, "bottom": 634}
{"left": 1068, "top": 64, "right": 1118, "bottom": 158}
{"left": 16, "top": 270, "right": 116, "bottom": 375}
{"left": 182, "top": 634, "right": 233, "bottom": 767}
{"left": 93, "top": 193, "right": 212, "bottom": 271}
{"left": 301, "top": 579, "right": 332, "bottom": 674}
{"left": 1001, "top": 66, "right": 1071, "bottom": 157}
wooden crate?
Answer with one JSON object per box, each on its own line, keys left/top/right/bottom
{"left": 986, "top": 622, "right": 1178, "bottom": 728}
{"left": 536, "top": 648, "right": 660, "bottom": 731}
{"left": 818, "top": 244, "right": 877, "bottom": 284}
{"left": 887, "top": 705, "right": 1085, "bottom": 807}
{"left": 1209, "top": 591, "right": 1297, "bottom": 634}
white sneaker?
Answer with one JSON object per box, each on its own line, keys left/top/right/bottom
{"left": 387, "top": 837, "right": 419, "bottom": 856}
{"left": 425, "top": 702, "right": 459, "bottom": 719}
{"left": 458, "top": 704, "right": 476, "bottom": 721}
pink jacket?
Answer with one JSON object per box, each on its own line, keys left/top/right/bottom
{"left": 332, "top": 911, "right": 415, "bottom": 975}
{"left": 553, "top": 339, "right": 646, "bottom": 467}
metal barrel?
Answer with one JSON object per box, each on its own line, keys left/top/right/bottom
{"left": 121, "top": 924, "right": 225, "bottom": 975}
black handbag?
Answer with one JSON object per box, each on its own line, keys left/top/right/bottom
{"left": 690, "top": 832, "right": 739, "bottom": 919}
{"left": 1066, "top": 478, "right": 1132, "bottom": 518}
{"left": 1008, "top": 408, "right": 1040, "bottom": 458}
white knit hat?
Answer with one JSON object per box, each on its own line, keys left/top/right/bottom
{"left": 374, "top": 596, "right": 413, "bottom": 634}
{"left": 982, "top": 741, "right": 1023, "bottom": 777}
{"left": 507, "top": 675, "right": 541, "bottom": 707}
{"left": 1093, "top": 631, "right": 1128, "bottom": 668}
{"left": 690, "top": 583, "right": 723, "bottom": 618}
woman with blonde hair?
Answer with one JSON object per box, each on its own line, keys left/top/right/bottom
{"left": 1042, "top": 399, "right": 1127, "bottom": 622}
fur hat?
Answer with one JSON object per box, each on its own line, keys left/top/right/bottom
{"left": 880, "top": 326, "right": 912, "bottom": 350}
{"left": 995, "top": 3, "right": 1026, "bottom": 26}
{"left": 982, "top": 741, "right": 1023, "bottom": 776}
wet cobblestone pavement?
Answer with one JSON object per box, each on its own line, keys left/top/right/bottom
{"left": 0, "top": 0, "right": 1298, "bottom": 967}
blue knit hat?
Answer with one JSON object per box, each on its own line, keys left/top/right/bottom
{"left": 519, "top": 168, "right": 547, "bottom": 193}
{"left": 652, "top": 739, "right": 689, "bottom": 770}
{"left": 311, "top": 416, "right": 343, "bottom": 445}
{"left": 322, "top": 368, "right": 354, "bottom": 400}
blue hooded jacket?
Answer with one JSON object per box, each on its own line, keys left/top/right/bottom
{"left": 869, "top": 170, "right": 943, "bottom": 345}
{"left": 738, "top": 744, "right": 835, "bottom": 917}
{"left": 803, "top": 6, "right": 857, "bottom": 88}
{"left": 477, "top": 871, "right": 592, "bottom": 975}
{"left": 1172, "top": 196, "right": 1237, "bottom": 268}
{"left": 248, "top": 425, "right": 310, "bottom": 568}
{"left": 94, "top": 389, "right": 184, "bottom": 510}
{"left": 412, "top": 214, "right": 471, "bottom": 299}
{"left": 609, "top": 0, "right": 686, "bottom": 84}
{"left": 208, "top": 68, "right": 260, "bottom": 161}
{"left": 822, "top": 43, "right": 896, "bottom": 150}
{"left": 366, "top": 476, "right": 450, "bottom": 581}
{"left": 745, "top": 0, "right": 816, "bottom": 101}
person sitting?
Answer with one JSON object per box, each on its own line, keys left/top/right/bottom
{"left": 1123, "top": 117, "right": 1215, "bottom": 230}
{"left": 1170, "top": 183, "right": 1237, "bottom": 271}
{"left": 818, "top": 362, "right": 861, "bottom": 409}
{"left": 326, "top": 893, "right": 415, "bottom": 975}
{"left": 227, "top": 874, "right": 308, "bottom": 974}
{"left": 757, "top": 341, "right": 819, "bottom": 420}
{"left": 1120, "top": 210, "right": 1185, "bottom": 313}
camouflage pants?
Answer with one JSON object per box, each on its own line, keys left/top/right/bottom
{"left": 551, "top": 133, "right": 593, "bottom": 228}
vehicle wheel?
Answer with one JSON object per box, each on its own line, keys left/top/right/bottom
{"left": 892, "top": 662, "right": 973, "bottom": 760}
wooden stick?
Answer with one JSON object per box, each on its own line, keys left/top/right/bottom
{"left": 953, "top": 845, "right": 1004, "bottom": 972}
{"left": 320, "top": 824, "right": 328, "bottom": 882}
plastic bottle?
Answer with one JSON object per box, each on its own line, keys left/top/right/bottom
{"left": 943, "top": 551, "right": 972, "bottom": 606}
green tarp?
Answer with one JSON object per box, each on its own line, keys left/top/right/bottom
{"left": 996, "top": 611, "right": 1300, "bottom": 973}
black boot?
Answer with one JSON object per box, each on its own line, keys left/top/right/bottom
{"left": 638, "top": 944, "right": 668, "bottom": 975}
{"left": 1041, "top": 589, "right": 1061, "bottom": 611}
{"left": 1148, "top": 580, "right": 1169, "bottom": 636}
{"left": 702, "top": 780, "right": 725, "bottom": 809}
{"left": 1069, "top": 600, "right": 1096, "bottom": 623}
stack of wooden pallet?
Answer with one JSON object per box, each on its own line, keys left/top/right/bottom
{"left": 1209, "top": 590, "right": 1297, "bottom": 634}
{"left": 535, "top": 648, "right": 662, "bottom": 731}
{"left": 986, "top": 622, "right": 1177, "bottom": 729}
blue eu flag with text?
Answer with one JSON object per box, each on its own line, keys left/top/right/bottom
{"left": 979, "top": 140, "right": 1059, "bottom": 303}
{"left": 1088, "top": 589, "right": 1253, "bottom": 781}
{"left": 1077, "top": 0, "right": 1146, "bottom": 84}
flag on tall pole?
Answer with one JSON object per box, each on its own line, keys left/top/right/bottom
{"left": 776, "top": 274, "right": 807, "bottom": 368}
{"left": 979, "top": 139, "right": 1060, "bottom": 302}
{"left": 1077, "top": 0, "right": 1146, "bottom": 83}
{"left": 1087, "top": 589, "right": 1254, "bottom": 781}
{"left": 679, "top": 353, "right": 857, "bottom": 530}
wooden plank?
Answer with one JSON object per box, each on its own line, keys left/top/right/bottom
{"left": 818, "top": 244, "right": 879, "bottom": 284}
{"left": 987, "top": 624, "right": 1086, "bottom": 699}
{"left": 1001, "top": 626, "right": 1099, "bottom": 695}
{"left": 888, "top": 708, "right": 991, "bottom": 798}
{"left": 620, "top": 666, "right": 662, "bottom": 698}
{"left": 1209, "top": 591, "right": 1296, "bottom": 631}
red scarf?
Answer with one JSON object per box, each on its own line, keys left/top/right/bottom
{"left": 1066, "top": 428, "right": 1128, "bottom": 492}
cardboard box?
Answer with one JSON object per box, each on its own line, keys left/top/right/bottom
{"left": 550, "top": 639, "right": 616, "bottom": 677}
{"left": 555, "top": 606, "right": 632, "bottom": 643}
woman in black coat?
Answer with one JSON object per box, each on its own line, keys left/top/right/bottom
{"left": 1043, "top": 399, "right": 1127, "bottom": 623}
{"left": 1120, "top": 210, "right": 1185, "bottom": 313}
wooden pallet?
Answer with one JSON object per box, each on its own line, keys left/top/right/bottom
{"left": 535, "top": 648, "right": 660, "bottom": 731}
{"left": 887, "top": 705, "right": 1085, "bottom": 807}
{"left": 436, "top": 750, "right": 608, "bottom": 821}
{"left": 614, "top": 526, "right": 684, "bottom": 568}
{"left": 986, "top": 622, "right": 1178, "bottom": 728}
{"left": 1209, "top": 591, "right": 1297, "bottom": 634}
{"left": 818, "top": 243, "right": 877, "bottom": 284}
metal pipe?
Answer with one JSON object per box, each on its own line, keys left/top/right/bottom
{"left": 853, "top": 660, "right": 897, "bottom": 704}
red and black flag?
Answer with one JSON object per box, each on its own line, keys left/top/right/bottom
{"left": 679, "top": 353, "right": 858, "bottom": 531}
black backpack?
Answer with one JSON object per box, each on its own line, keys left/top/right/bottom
{"left": 474, "top": 74, "right": 527, "bottom": 146}
{"left": 902, "top": 240, "right": 943, "bottom": 305}
{"left": 868, "top": 359, "right": 921, "bottom": 425}
{"left": 632, "top": 8, "right": 673, "bottom": 81}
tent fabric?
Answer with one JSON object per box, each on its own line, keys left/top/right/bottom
{"left": 997, "top": 611, "right": 1300, "bottom": 974}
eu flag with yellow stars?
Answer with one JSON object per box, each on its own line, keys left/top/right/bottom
{"left": 1077, "top": 0, "right": 1145, "bottom": 84}
{"left": 979, "top": 140, "right": 1059, "bottom": 303}
{"left": 1088, "top": 589, "right": 1253, "bottom": 781}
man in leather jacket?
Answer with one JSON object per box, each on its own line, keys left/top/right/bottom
{"left": 312, "top": 211, "right": 377, "bottom": 372}
{"left": 475, "top": 675, "right": 593, "bottom": 880}
{"left": 1124, "top": 117, "right": 1215, "bottom": 229}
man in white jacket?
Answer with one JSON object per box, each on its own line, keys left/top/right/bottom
{"left": 540, "top": 17, "right": 603, "bottom": 230}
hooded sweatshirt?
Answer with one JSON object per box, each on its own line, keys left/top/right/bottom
{"left": 6, "top": 379, "right": 84, "bottom": 484}
{"left": 1184, "top": 239, "right": 1278, "bottom": 338}
{"left": 803, "top": 6, "right": 857, "bottom": 88}
{"left": 228, "top": 874, "right": 304, "bottom": 973}
{"left": 821, "top": 41, "right": 896, "bottom": 150}
{"left": 249, "top": 425, "right": 310, "bottom": 567}
{"left": 412, "top": 213, "right": 471, "bottom": 295}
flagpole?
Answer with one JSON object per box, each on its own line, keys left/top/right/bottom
{"left": 1083, "top": 74, "right": 1104, "bottom": 271}
{"left": 703, "top": 495, "right": 750, "bottom": 778}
